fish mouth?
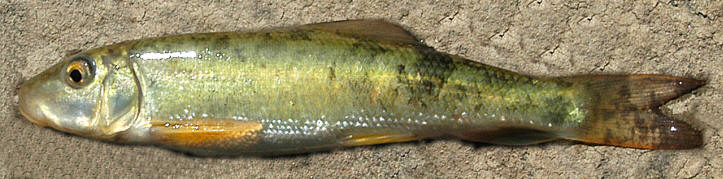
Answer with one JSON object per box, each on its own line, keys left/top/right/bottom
{"left": 18, "top": 97, "right": 90, "bottom": 136}
{"left": 18, "top": 95, "right": 51, "bottom": 127}
{"left": 17, "top": 80, "right": 52, "bottom": 128}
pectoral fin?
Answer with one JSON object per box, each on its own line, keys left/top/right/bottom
{"left": 149, "top": 119, "right": 263, "bottom": 150}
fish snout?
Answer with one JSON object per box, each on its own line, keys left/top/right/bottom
{"left": 18, "top": 80, "right": 52, "bottom": 127}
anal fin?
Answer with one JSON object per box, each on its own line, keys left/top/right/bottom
{"left": 455, "top": 128, "right": 559, "bottom": 146}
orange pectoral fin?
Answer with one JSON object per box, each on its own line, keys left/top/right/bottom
{"left": 150, "top": 119, "right": 263, "bottom": 150}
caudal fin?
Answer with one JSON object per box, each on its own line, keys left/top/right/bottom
{"left": 562, "top": 75, "right": 704, "bottom": 149}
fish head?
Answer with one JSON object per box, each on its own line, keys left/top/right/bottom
{"left": 19, "top": 46, "right": 141, "bottom": 141}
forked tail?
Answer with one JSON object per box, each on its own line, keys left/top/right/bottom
{"left": 562, "top": 75, "right": 705, "bottom": 149}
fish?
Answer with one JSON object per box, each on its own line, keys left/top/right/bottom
{"left": 18, "top": 20, "right": 705, "bottom": 156}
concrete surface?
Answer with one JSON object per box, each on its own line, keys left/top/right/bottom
{"left": 1, "top": 0, "right": 721, "bottom": 178}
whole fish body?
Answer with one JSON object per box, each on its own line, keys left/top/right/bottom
{"left": 18, "top": 20, "right": 704, "bottom": 156}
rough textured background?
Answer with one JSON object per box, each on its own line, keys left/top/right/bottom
{"left": 1, "top": 0, "right": 721, "bottom": 178}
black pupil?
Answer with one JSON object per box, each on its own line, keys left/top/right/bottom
{"left": 70, "top": 69, "right": 83, "bottom": 83}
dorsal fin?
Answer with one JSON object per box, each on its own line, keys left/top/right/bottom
{"left": 298, "top": 19, "right": 421, "bottom": 45}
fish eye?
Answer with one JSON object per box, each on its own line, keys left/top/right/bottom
{"left": 64, "top": 57, "right": 95, "bottom": 88}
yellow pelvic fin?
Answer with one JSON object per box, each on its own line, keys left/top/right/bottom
{"left": 342, "top": 132, "right": 418, "bottom": 147}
